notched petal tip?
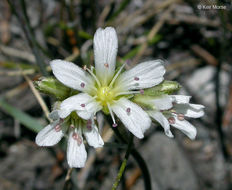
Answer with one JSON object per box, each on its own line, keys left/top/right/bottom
{"left": 94, "top": 27, "right": 118, "bottom": 85}
{"left": 171, "top": 119, "right": 197, "bottom": 140}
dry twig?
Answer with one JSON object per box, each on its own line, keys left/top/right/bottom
{"left": 132, "top": 5, "right": 174, "bottom": 65}
{"left": 23, "top": 74, "right": 51, "bottom": 121}
{"left": 191, "top": 45, "right": 218, "bottom": 66}
{"left": 0, "top": 45, "right": 35, "bottom": 63}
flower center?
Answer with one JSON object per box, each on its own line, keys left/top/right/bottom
{"left": 97, "top": 86, "right": 115, "bottom": 106}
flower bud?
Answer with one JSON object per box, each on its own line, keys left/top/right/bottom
{"left": 34, "top": 77, "right": 76, "bottom": 100}
{"left": 142, "top": 80, "right": 181, "bottom": 96}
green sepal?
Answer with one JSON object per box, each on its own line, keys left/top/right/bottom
{"left": 143, "top": 80, "right": 181, "bottom": 96}
{"left": 123, "top": 94, "right": 134, "bottom": 99}
{"left": 34, "top": 77, "right": 78, "bottom": 100}
{"left": 102, "top": 106, "right": 110, "bottom": 115}
{"left": 132, "top": 95, "right": 156, "bottom": 110}
{"left": 132, "top": 80, "right": 181, "bottom": 110}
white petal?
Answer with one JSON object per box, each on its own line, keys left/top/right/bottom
{"left": 35, "top": 121, "right": 63, "bottom": 146}
{"left": 84, "top": 125, "right": 104, "bottom": 148}
{"left": 77, "top": 101, "right": 102, "bottom": 120}
{"left": 171, "top": 116, "right": 197, "bottom": 140}
{"left": 58, "top": 93, "right": 101, "bottom": 119}
{"left": 189, "top": 103, "right": 205, "bottom": 109}
{"left": 174, "top": 103, "right": 205, "bottom": 118}
{"left": 115, "top": 60, "right": 165, "bottom": 91}
{"left": 67, "top": 129, "right": 87, "bottom": 168}
{"left": 171, "top": 95, "right": 191, "bottom": 104}
{"left": 94, "top": 27, "right": 118, "bottom": 86}
{"left": 50, "top": 59, "right": 94, "bottom": 92}
{"left": 148, "top": 111, "right": 173, "bottom": 138}
{"left": 149, "top": 95, "right": 173, "bottom": 110}
{"left": 111, "top": 98, "right": 151, "bottom": 139}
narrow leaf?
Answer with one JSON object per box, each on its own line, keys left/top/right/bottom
{"left": 0, "top": 98, "right": 43, "bottom": 133}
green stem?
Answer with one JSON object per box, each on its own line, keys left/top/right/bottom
{"left": 112, "top": 126, "right": 152, "bottom": 190}
{"left": 112, "top": 134, "right": 134, "bottom": 190}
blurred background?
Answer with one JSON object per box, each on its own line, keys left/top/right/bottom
{"left": 0, "top": 0, "right": 232, "bottom": 190}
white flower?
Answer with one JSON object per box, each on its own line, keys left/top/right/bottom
{"left": 51, "top": 27, "right": 166, "bottom": 139}
{"left": 35, "top": 109, "right": 104, "bottom": 168}
{"left": 147, "top": 95, "right": 205, "bottom": 139}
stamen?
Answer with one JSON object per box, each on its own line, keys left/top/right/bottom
{"left": 87, "top": 124, "right": 92, "bottom": 130}
{"left": 86, "top": 119, "right": 92, "bottom": 130}
{"left": 177, "top": 114, "right": 185, "bottom": 121}
{"left": 109, "top": 63, "right": 126, "bottom": 88}
{"left": 80, "top": 96, "right": 96, "bottom": 110}
{"left": 168, "top": 117, "right": 175, "bottom": 124}
{"left": 104, "top": 63, "right": 109, "bottom": 68}
{"left": 72, "top": 132, "right": 78, "bottom": 140}
{"left": 88, "top": 85, "right": 98, "bottom": 94}
{"left": 126, "top": 107, "right": 131, "bottom": 115}
{"left": 55, "top": 125, "right": 61, "bottom": 132}
{"left": 87, "top": 119, "right": 92, "bottom": 125}
{"left": 134, "top": 77, "right": 139, "bottom": 81}
{"left": 70, "top": 124, "right": 75, "bottom": 129}
{"left": 72, "top": 132, "right": 82, "bottom": 145}
{"left": 80, "top": 82, "right": 85, "bottom": 88}
{"left": 86, "top": 68, "right": 101, "bottom": 87}
{"left": 107, "top": 103, "right": 117, "bottom": 127}
{"left": 140, "top": 89, "right": 144, "bottom": 95}
{"left": 112, "top": 123, "right": 118, "bottom": 127}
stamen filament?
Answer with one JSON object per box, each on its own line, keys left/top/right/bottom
{"left": 107, "top": 102, "right": 116, "bottom": 125}
{"left": 88, "top": 85, "right": 98, "bottom": 94}
{"left": 109, "top": 63, "right": 126, "bottom": 88}
{"left": 86, "top": 68, "right": 101, "bottom": 87}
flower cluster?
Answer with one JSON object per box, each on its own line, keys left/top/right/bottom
{"left": 35, "top": 27, "right": 204, "bottom": 168}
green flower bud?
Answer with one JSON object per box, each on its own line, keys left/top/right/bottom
{"left": 143, "top": 80, "right": 181, "bottom": 96}
{"left": 34, "top": 77, "right": 77, "bottom": 100}
{"left": 132, "top": 81, "right": 181, "bottom": 110}
{"left": 132, "top": 95, "right": 157, "bottom": 110}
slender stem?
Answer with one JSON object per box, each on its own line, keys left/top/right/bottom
{"left": 111, "top": 126, "right": 152, "bottom": 190}
{"left": 112, "top": 133, "right": 134, "bottom": 190}
{"left": 131, "top": 150, "right": 152, "bottom": 190}
{"left": 215, "top": 0, "right": 229, "bottom": 161}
